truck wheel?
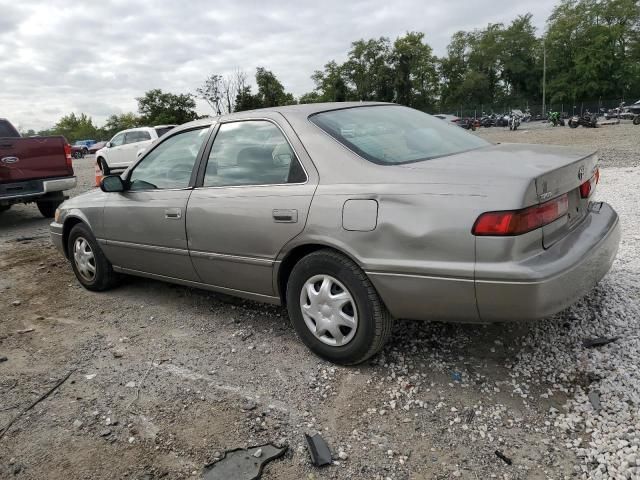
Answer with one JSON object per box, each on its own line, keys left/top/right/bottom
{"left": 286, "top": 249, "right": 393, "bottom": 365}
{"left": 67, "top": 223, "right": 118, "bottom": 291}
{"left": 37, "top": 197, "right": 64, "bottom": 218}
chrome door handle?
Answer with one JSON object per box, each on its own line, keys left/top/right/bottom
{"left": 273, "top": 209, "right": 298, "bottom": 223}
{"left": 165, "top": 208, "right": 182, "bottom": 219}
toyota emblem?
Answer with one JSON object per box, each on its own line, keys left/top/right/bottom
{"left": 578, "top": 165, "right": 585, "bottom": 181}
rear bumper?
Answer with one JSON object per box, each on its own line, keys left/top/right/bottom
{"left": 0, "top": 176, "right": 76, "bottom": 203}
{"left": 475, "top": 202, "right": 620, "bottom": 322}
{"left": 43, "top": 176, "right": 76, "bottom": 193}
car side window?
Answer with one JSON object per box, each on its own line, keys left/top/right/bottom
{"left": 128, "top": 127, "right": 209, "bottom": 191}
{"left": 125, "top": 131, "right": 151, "bottom": 144}
{"left": 110, "top": 133, "right": 125, "bottom": 147}
{"left": 203, "top": 121, "right": 306, "bottom": 187}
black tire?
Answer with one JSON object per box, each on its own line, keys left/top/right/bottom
{"left": 569, "top": 120, "right": 578, "bottom": 129}
{"left": 560, "top": 119, "right": 566, "bottom": 126}
{"left": 634, "top": 116, "right": 640, "bottom": 126}
{"left": 97, "top": 157, "right": 110, "bottom": 175}
{"left": 36, "top": 197, "right": 64, "bottom": 218}
{"left": 0, "top": 205, "right": 10, "bottom": 214}
{"left": 67, "top": 223, "right": 118, "bottom": 291}
{"left": 286, "top": 249, "right": 393, "bottom": 365}
{"left": 82, "top": 147, "right": 89, "bottom": 155}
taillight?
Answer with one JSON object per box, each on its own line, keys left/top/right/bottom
{"left": 580, "top": 168, "right": 599, "bottom": 199}
{"left": 472, "top": 194, "right": 569, "bottom": 236}
{"left": 64, "top": 143, "right": 73, "bottom": 169}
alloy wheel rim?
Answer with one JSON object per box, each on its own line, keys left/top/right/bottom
{"left": 299, "top": 274, "right": 358, "bottom": 347}
{"left": 73, "top": 237, "right": 96, "bottom": 282}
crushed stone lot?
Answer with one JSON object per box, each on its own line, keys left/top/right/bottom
{"left": 1, "top": 124, "right": 639, "bottom": 480}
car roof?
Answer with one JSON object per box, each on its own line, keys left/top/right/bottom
{"left": 174, "top": 102, "right": 396, "bottom": 132}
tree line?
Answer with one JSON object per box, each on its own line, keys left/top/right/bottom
{"left": 28, "top": 0, "right": 639, "bottom": 142}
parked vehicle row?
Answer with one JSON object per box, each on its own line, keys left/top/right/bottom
{"left": 50, "top": 103, "right": 620, "bottom": 365}
{"left": 0, "top": 118, "right": 76, "bottom": 217}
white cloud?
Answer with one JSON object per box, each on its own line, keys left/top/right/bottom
{"left": 0, "top": 0, "right": 558, "bottom": 130}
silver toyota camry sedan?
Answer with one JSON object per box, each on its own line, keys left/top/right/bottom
{"left": 50, "top": 103, "right": 620, "bottom": 365}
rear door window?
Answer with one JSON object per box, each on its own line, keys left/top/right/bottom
{"left": 203, "top": 121, "right": 306, "bottom": 187}
{"left": 125, "top": 131, "right": 151, "bottom": 144}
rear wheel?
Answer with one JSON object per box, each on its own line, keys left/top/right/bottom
{"left": 634, "top": 115, "right": 640, "bottom": 126}
{"left": 36, "top": 196, "right": 64, "bottom": 218}
{"left": 67, "top": 223, "right": 118, "bottom": 291}
{"left": 286, "top": 249, "right": 393, "bottom": 365}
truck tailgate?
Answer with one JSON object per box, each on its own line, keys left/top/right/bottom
{"left": 0, "top": 136, "right": 72, "bottom": 183}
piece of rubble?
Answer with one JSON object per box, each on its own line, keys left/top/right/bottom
{"left": 588, "top": 391, "right": 602, "bottom": 411}
{"left": 582, "top": 337, "right": 619, "bottom": 348}
{"left": 495, "top": 450, "right": 512, "bottom": 465}
{"left": 305, "top": 433, "right": 332, "bottom": 467}
{"left": 203, "top": 444, "right": 287, "bottom": 480}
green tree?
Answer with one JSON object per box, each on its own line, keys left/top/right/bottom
{"left": 308, "top": 60, "right": 352, "bottom": 102}
{"left": 234, "top": 85, "right": 262, "bottom": 112}
{"left": 344, "top": 38, "right": 394, "bottom": 101}
{"left": 391, "top": 32, "right": 439, "bottom": 110}
{"left": 136, "top": 89, "right": 198, "bottom": 125}
{"left": 100, "top": 112, "right": 140, "bottom": 139}
{"left": 48, "top": 113, "right": 99, "bottom": 143}
{"left": 254, "top": 67, "right": 297, "bottom": 107}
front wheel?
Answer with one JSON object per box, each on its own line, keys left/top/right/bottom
{"left": 97, "top": 157, "right": 110, "bottom": 175}
{"left": 634, "top": 116, "right": 640, "bottom": 126}
{"left": 67, "top": 223, "right": 118, "bottom": 291}
{"left": 286, "top": 249, "right": 393, "bottom": 365}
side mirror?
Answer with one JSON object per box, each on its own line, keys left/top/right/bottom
{"left": 100, "top": 175, "right": 125, "bottom": 193}
{"left": 106, "top": 142, "right": 112, "bottom": 148}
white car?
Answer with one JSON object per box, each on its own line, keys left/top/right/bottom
{"left": 96, "top": 125, "right": 176, "bottom": 173}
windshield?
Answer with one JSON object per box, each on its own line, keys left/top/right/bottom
{"left": 309, "top": 105, "right": 489, "bottom": 165}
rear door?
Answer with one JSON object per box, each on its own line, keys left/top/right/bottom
{"left": 186, "top": 116, "right": 318, "bottom": 296}
{"left": 101, "top": 126, "right": 211, "bottom": 280}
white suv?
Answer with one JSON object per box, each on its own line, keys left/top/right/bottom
{"left": 96, "top": 125, "right": 176, "bottom": 173}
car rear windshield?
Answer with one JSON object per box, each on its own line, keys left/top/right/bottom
{"left": 309, "top": 105, "right": 489, "bottom": 165}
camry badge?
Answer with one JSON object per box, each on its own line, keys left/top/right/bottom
{"left": 578, "top": 165, "right": 585, "bottom": 181}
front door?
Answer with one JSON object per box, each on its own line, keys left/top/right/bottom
{"left": 186, "top": 118, "right": 318, "bottom": 297}
{"left": 106, "top": 131, "right": 127, "bottom": 167}
{"left": 102, "top": 126, "right": 211, "bottom": 281}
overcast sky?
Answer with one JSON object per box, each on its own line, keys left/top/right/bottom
{"left": 0, "top": 0, "right": 558, "bottom": 131}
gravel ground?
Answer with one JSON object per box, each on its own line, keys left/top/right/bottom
{"left": 0, "top": 126, "right": 638, "bottom": 480}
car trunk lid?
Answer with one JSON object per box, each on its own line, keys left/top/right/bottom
{"left": 395, "top": 143, "right": 599, "bottom": 247}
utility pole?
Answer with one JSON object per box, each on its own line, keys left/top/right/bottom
{"left": 542, "top": 40, "right": 547, "bottom": 116}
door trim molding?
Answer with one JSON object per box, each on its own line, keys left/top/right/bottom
{"left": 102, "top": 238, "right": 190, "bottom": 256}
{"left": 189, "top": 249, "right": 273, "bottom": 266}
